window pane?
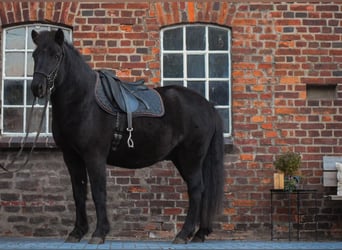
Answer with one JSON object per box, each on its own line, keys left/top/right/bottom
{"left": 163, "top": 28, "right": 183, "bottom": 50}
{"left": 186, "top": 26, "right": 205, "bottom": 50}
{"left": 5, "top": 52, "right": 25, "bottom": 77}
{"left": 4, "top": 80, "right": 24, "bottom": 105}
{"left": 209, "top": 27, "right": 228, "bottom": 50}
{"left": 3, "top": 108, "right": 24, "bottom": 133}
{"left": 6, "top": 27, "right": 25, "bottom": 49}
{"left": 187, "top": 55, "right": 205, "bottom": 78}
{"left": 216, "top": 108, "right": 230, "bottom": 134}
{"left": 163, "top": 54, "right": 183, "bottom": 78}
{"left": 163, "top": 81, "right": 183, "bottom": 86}
{"left": 209, "top": 81, "right": 229, "bottom": 105}
{"left": 27, "top": 52, "right": 34, "bottom": 76}
{"left": 188, "top": 81, "right": 205, "bottom": 97}
{"left": 26, "top": 107, "right": 46, "bottom": 133}
{"left": 209, "top": 54, "right": 228, "bottom": 78}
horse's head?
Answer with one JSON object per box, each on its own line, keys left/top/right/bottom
{"left": 31, "top": 29, "right": 65, "bottom": 98}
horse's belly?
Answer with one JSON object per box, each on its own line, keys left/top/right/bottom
{"left": 106, "top": 151, "right": 163, "bottom": 169}
{"left": 105, "top": 140, "right": 174, "bottom": 169}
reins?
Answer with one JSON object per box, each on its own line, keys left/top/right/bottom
{"left": 0, "top": 91, "right": 50, "bottom": 173}
{"left": 0, "top": 47, "right": 63, "bottom": 173}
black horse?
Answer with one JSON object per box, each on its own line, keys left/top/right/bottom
{"left": 30, "top": 29, "right": 224, "bottom": 244}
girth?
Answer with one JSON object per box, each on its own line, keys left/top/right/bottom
{"left": 95, "top": 70, "right": 165, "bottom": 149}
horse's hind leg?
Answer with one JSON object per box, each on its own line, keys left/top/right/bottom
{"left": 173, "top": 170, "right": 203, "bottom": 244}
{"left": 63, "top": 153, "right": 89, "bottom": 243}
{"left": 172, "top": 156, "right": 204, "bottom": 244}
{"left": 191, "top": 191, "right": 212, "bottom": 243}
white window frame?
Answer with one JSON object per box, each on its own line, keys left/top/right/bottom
{"left": 1, "top": 23, "right": 72, "bottom": 136}
{"left": 161, "top": 24, "right": 232, "bottom": 137}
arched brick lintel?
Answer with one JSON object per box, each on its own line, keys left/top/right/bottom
{"left": 0, "top": 2, "right": 79, "bottom": 27}
{"left": 153, "top": 2, "right": 234, "bottom": 27}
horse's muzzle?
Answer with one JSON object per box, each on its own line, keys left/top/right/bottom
{"left": 31, "top": 74, "right": 47, "bottom": 98}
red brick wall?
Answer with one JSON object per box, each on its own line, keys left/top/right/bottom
{"left": 1, "top": 1, "right": 342, "bottom": 241}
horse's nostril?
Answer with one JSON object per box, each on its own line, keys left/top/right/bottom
{"left": 31, "top": 81, "right": 46, "bottom": 98}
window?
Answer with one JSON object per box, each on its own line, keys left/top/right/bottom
{"left": 1, "top": 23, "right": 72, "bottom": 136}
{"left": 161, "top": 24, "right": 232, "bottom": 136}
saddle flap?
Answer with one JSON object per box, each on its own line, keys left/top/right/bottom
{"left": 120, "top": 86, "right": 139, "bottom": 112}
{"left": 99, "top": 71, "right": 124, "bottom": 111}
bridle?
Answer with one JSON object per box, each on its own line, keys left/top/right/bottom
{"left": 33, "top": 47, "right": 64, "bottom": 94}
{"left": 0, "top": 46, "right": 64, "bottom": 173}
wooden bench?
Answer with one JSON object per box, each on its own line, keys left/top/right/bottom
{"left": 323, "top": 156, "right": 342, "bottom": 200}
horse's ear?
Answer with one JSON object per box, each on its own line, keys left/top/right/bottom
{"left": 31, "top": 30, "right": 39, "bottom": 45}
{"left": 55, "top": 28, "right": 64, "bottom": 46}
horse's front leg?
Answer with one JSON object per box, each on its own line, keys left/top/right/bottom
{"left": 63, "top": 153, "right": 89, "bottom": 243}
{"left": 86, "top": 160, "right": 110, "bottom": 244}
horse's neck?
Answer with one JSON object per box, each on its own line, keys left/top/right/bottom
{"left": 52, "top": 49, "right": 96, "bottom": 108}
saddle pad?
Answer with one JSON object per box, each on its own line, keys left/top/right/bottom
{"left": 94, "top": 72, "right": 165, "bottom": 118}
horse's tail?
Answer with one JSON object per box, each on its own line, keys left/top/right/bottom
{"left": 201, "top": 110, "right": 225, "bottom": 234}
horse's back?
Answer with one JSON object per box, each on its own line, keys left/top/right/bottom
{"left": 157, "top": 85, "right": 217, "bottom": 120}
{"left": 106, "top": 85, "right": 218, "bottom": 168}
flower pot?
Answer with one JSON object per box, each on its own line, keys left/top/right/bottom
{"left": 284, "top": 175, "right": 301, "bottom": 191}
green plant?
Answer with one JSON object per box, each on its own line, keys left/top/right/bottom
{"left": 274, "top": 151, "right": 301, "bottom": 176}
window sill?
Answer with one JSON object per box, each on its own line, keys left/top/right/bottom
{"left": 0, "top": 136, "right": 57, "bottom": 150}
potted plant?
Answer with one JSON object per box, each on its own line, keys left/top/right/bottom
{"left": 274, "top": 151, "right": 302, "bottom": 191}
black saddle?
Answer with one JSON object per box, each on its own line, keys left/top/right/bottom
{"left": 95, "top": 70, "right": 165, "bottom": 147}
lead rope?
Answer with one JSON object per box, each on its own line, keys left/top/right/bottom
{"left": 0, "top": 90, "right": 50, "bottom": 173}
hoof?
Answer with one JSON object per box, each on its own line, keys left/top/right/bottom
{"left": 172, "top": 237, "right": 188, "bottom": 244}
{"left": 65, "top": 235, "right": 81, "bottom": 243}
{"left": 191, "top": 235, "right": 204, "bottom": 243}
{"left": 89, "top": 236, "right": 105, "bottom": 244}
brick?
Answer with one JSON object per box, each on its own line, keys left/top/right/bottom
{"left": 164, "top": 208, "right": 182, "bottom": 215}
{"left": 251, "top": 115, "right": 264, "bottom": 123}
{"left": 316, "top": 5, "right": 339, "bottom": 11}
{"left": 275, "top": 19, "right": 301, "bottom": 26}
{"left": 240, "top": 154, "right": 254, "bottom": 161}
{"left": 232, "top": 200, "right": 256, "bottom": 207}
{"left": 280, "top": 76, "right": 300, "bottom": 84}
{"left": 1, "top": 194, "right": 20, "bottom": 201}
{"left": 128, "top": 186, "right": 148, "bottom": 193}
{"left": 275, "top": 108, "right": 298, "bottom": 115}
{"left": 316, "top": 34, "right": 340, "bottom": 41}
{"left": 232, "top": 19, "right": 257, "bottom": 26}
{"left": 121, "top": 62, "right": 147, "bottom": 69}
{"left": 290, "top": 4, "right": 314, "bottom": 11}
{"left": 303, "top": 19, "right": 326, "bottom": 26}
{"left": 151, "top": 186, "right": 174, "bottom": 193}
{"left": 124, "top": 33, "right": 148, "bottom": 40}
